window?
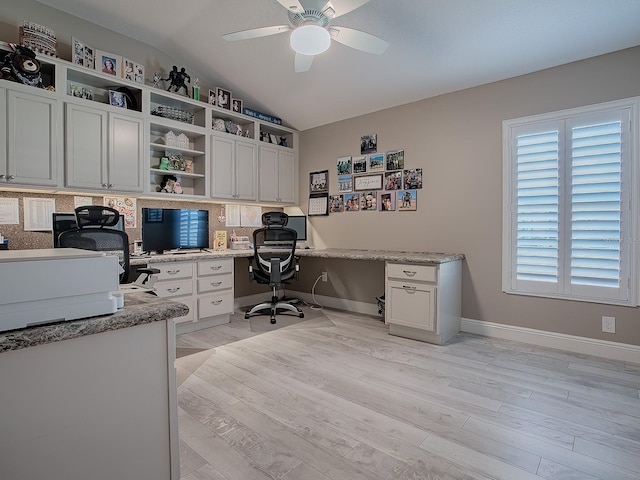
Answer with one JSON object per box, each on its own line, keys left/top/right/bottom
{"left": 503, "top": 98, "right": 638, "bottom": 306}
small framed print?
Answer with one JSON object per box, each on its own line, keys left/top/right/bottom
{"left": 329, "top": 194, "right": 344, "bottom": 213}
{"left": 384, "top": 170, "right": 402, "bottom": 190}
{"left": 208, "top": 89, "right": 216, "bottom": 105}
{"left": 354, "top": 173, "right": 383, "bottom": 191}
{"left": 353, "top": 155, "right": 367, "bottom": 174}
{"left": 310, "top": 170, "right": 328, "bottom": 194}
{"left": 378, "top": 191, "right": 395, "bottom": 211}
{"left": 109, "top": 90, "right": 127, "bottom": 108}
{"left": 72, "top": 36, "right": 95, "bottom": 69}
{"left": 122, "top": 58, "right": 135, "bottom": 81}
{"left": 337, "top": 156, "right": 352, "bottom": 174}
{"left": 344, "top": 193, "right": 360, "bottom": 211}
{"left": 397, "top": 190, "right": 417, "bottom": 211}
{"left": 338, "top": 174, "right": 353, "bottom": 193}
{"left": 386, "top": 149, "right": 405, "bottom": 170}
{"left": 216, "top": 87, "right": 231, "bottom": 109}
{"left": 308, "top": 194, "right": 329, "bottom": 216}
{"left": 269, "top": 134, "right": 278, "bottom": 144}
{"left": 403, "top": 168, "right": 423, "bottom": 189}
{"left": 361, "top": 133, "right": 377, "bottom": 154}
{"left": 360, "top": 191, "right": 377, "bottom": 211}
{"left": 133, "top": 63, "right": 144, "bottom": 84}
{"left": 369, "top": 153, "right": 385, "bottom": 172}
{"left": 232, "top": 98, "right": 243, "bottom": 114}
{"left": 96, "top": 50, "right": 121, "bottom": 76}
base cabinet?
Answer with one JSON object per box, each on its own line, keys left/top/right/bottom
{"left": 385, "top": 260, "right": 461, "bottom": 345}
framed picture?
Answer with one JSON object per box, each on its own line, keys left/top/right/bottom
{"left": 329, "top": 194, "right": 344, "bottom": 213}
{"left": 352, "top": 155, "right": 367, "bottom": 174}
{"left": 134, "top": 63, "right": 144, "bottom": 84}
{"left": 344, "top": 193, "right": 360, "bottom": 211}
{"left": 384, "top": 170, "right": 402, "bottom": 190}
{"left": 403, "top": 168, "right": 423, "bottom": 189}
{"left": 360, "top": 191, "right": 377, "bottom": 211}
{"left": 122, "top": 57, "right": 135, "bottom": 81}
{"left": 369, "top": 153, "right": 385, "bottom": 172}
{"left": 108, "top": 90, "right": 127, "bottom": 108}
{"left": 96, "top": 50, "right": 121, "bottom": 76}
{"left": 72, "top": 36, "right": 95, "bottom": 69}
{"left": 386, "top": 149, "right": 405, "bottom": 170}
{"left": 361, "top": 133, "right": 377, "bottom": 154}
{"left": 269, "top": 133, "right": 278, "bottom": 144}
{"left": 231, "top": 98, "right": 243, "bottom": 114}
{"left": 338, "top": 174, "right": 353, "bottom": 193}
{"left": 378, "top": 191, "right": 396, "bottom": 211}
{"left": 308, "top": 194, "right": 329, "bottom": 216}
{"left": 208, "top": 89, "right": 216, "bottom": 105}
{"left": 337, "top": 156, "right": 352, "bottom": 174}
{"left": 309, "top": 170, "right": 328, "bottom": 194}
{"left": 354, "top": 173, "right": 383, "bottom": 191}
{"left": 216, "top": 87, "right": 231, "bottom": 110}
{"left": 397, "top": 190, "right": 417, "bottom": 211}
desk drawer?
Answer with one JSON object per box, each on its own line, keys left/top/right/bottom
{"left": 154, "top": 279, "right": 193, "bottom": 298}
{"left": 197, "top": 258, "right": 233, "bottom": 276}
{"left": 387, "top": 263, "right": 437, "bottom": 282}
{"left": 155, "top": 262, "right": 194, "bottom": 281}
{"left": 198, "top": 290, "right": 233, "bottom": 319}
{"left": 197, "top": 274, "right": 233, "bottom": 293}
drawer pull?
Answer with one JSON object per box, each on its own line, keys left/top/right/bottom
{"left": 211, "top": 299, "right": 223, "bottom": 305}
{"left": 402, "top": 285, "right": 417, "bottom": 293}
{"left": 211, "top": 281, "right": 223, "bottom": 286}
{"left": 167, "top": 287, "right": 181, "bottom": 293}
{"left": 210, "top": 265, "right": 223, "bottom": 270}
{"left": 167, "top": 270, "right": 181, "bottom": 275}
{"left": 403, "top": 270, "right": 417, "bottom": 277}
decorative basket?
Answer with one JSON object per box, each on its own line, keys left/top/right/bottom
{"left": 151, "top": 105, "right": 194, "bottom": 124}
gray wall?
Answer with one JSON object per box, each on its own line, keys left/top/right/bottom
{"left": 299, "top": 47, "right": 640, "bottom": 346}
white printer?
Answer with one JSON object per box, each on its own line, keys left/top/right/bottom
{"left": 0, "top": 248, "right": 120, "bottom": 332}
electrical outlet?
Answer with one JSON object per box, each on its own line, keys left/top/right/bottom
{"left": 321, "top": 271, "right": 328, "bottom": 282}
{"left": 602, "top": 316, "right": 616, "bottom": 334}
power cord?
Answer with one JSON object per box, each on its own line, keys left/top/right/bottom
{"left": 309, "top": 274, "right": 324, "bottom": 311}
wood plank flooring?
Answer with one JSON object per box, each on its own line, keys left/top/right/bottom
{"left": 175, "top": 308, "right": 640, "bottom": 480}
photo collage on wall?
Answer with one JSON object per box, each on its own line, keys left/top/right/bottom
{"left": 329, "top": 134, "right": 422, "bottom": 213}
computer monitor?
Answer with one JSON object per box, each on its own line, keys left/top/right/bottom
{"left": 52, "top": 212, "right": 125, "bottom": 247}
{"left": 286, "top": 215, "right": 307, "bottom": 242}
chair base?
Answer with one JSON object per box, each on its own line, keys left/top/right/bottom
{"left": 245, "top": 296, "right": 304, "bottom": 324}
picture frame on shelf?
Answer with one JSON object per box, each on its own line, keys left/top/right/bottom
{"left": 269, "top": 134, "right": 278, "bottom": 144}
{"left": 354, "top": 173, "right": 383, "bottom": 191}
{"left": 134, "top": 62, "right": 144, "bottom": 84}
{"left": 122, "top": 57, "right": 135, "bottom": 81}
{"left": 208, "top": 89, "right": 216, "bottom": 105}
{"left": 72, "top": 36, "right": 95, "bottom": 69}
{"left": 96, "top": 50, "right": 121, "bottom": 76}
{"left": 232, "top": 98, "right": 243, "bottom": 114}
{"left": 216, "top": 87, "right": 231, "bottom": 110}
{"left": 397, "top": 190, "right": 417, "bottom": 211}
{"left": 108, "top": 90, "right": 127, "bottom": 108}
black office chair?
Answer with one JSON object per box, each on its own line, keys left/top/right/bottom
{"left": 245, "top": 212, "right": 304, "bottom": 324}
{"left": 59, "top": 205, "right": 157, "bottom": 289}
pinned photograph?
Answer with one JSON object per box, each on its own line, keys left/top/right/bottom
{"left": 338, "top": 174, "right": 353, "bottom": 193}
{"left": 369, "top": 153, "right": 385, "bottom": 172}
{"left": 361, "top": 133, "right": 377, "bottom": 154}
{"left": 329, "top": 194, "right": 344, "bottom": 213}
{"left": 353, "top": 155, "right": 367, "bottom": 174}
{"left": 403, "top": 168, "right": 423, "bottom": 189}
{"left": 384, "top": 170, "right": 402, "bottom": 190}
{"left": 397, "top": 190, "right": 417, "bottom": 211}
{"left": 378, "top": 191, "right": 396, "bottom": 211}
{"left": 386, "top": 149, "right": 405, "bottom": 170}
{"left": 337, "top": 156, "right": 352, "bottom": 174}
{"left": 360, "top": 191, "right": 377, "bottom": 211}
{"left": 344, "top": 193, "right": 360, "bottom": 211}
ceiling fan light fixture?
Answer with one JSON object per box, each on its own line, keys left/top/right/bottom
{"left": 290, "top": 24, "right": 330, "bottom": 56}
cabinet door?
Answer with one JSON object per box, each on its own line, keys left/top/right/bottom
{"left": 65, "top": 103, "right": 108, "bottom": 190}
{"left": 386, "top": 280, "right": 436, "bottom": 332}
{"left": 258, "top": 145, "right": 278, "bottom": 203}
{"left": 234, "top": 140, "right": 257, "bottom": 201}
{"left": 211, "top": 135, "right": 235, "bottom": 199}
{"left": 6, "top": 89, "right": 59, "bottom": 186}
{"left": 108, "top": 112, "right": 144, "bottom": 192}
{"left": 277, "top": 149, "right": 296, "bottom": 204}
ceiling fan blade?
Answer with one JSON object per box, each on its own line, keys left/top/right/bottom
{"left": 223, "top": 25, "right": 290, "bottom": 42}
{"left": 276, "top": 0, "right": 304, "bottom": 13}
{"left": 294, "top": 53, "right": 314, "bottom": 72}
{"left": 330, "top": 26, "right": 388, "bottom": 54}
{"left": 322, "top": 0, "right": 371, "bottom": 18}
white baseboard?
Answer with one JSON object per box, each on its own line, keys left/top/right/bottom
{"left": 235, "top": 291, "right": 380, "bottom": 317}
{"left": 461, "top": 317, "right": 640, "bottom": 363}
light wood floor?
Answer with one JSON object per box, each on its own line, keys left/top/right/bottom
{"left": 175, "top": 307, "right": 640, "bottom": 480}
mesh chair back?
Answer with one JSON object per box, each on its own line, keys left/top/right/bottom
{"left": 253, "top": 227, "right": 297, "bottom": 281}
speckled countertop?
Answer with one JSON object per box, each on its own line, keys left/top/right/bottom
{"left": 0, "top": 292, "right": 189, "bottom": 353}
{"left": 130, "top": 248, "right": 464, "bottom": 265}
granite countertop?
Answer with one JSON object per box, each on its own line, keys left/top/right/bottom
{"left": 130, "top": 248, "right": 464, "bottom": 265}
{"left": 0, "top": 292, "right": 189, "bottom": 353}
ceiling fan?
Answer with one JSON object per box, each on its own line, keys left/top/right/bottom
{"left": 222, "top": 0, "right": 389, "bottom": 72}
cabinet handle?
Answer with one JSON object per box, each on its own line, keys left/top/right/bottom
{"left": 6, "top": 175, "right": 15, "bottom": 180}
{"left": 211, "top": 281, "right": 223, "bottom": 286}
{"left": 108, "top": 183, "right": 114, "bottom": 188}
{"left": 402, "top": 285, "right": 417, "bottom": 293}
{"left": 102, "top": 183, "right": 108, "bottom": 188}
{"left": 0, "top": 174, "right": 4, "bottom": 180}
{"left": 166, "top": 270, "right": 181, "bottom": 275}
{"left": 403, "top": 270, "right": 417, "bottom": 277}
{"left": 210, "top": 265, "right": 222, "bottom": 270}
{"left": 211, "top": 299, "right": 222, "bottom": 305}
{"left": 167, "top": 287, "right": 181, "bottom": 293}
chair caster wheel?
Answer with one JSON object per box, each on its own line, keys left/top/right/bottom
{"left": 270, "top": 318, "right": 276, "bottom": 324}
{"left": 299, "top": 313, "right": 304, "bottom": 318}
{"left": 244, "top": 313, "right": 250, "bottom": 319}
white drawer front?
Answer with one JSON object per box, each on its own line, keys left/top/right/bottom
{"left": 154, "top": 278, "right": 193, "bottom": 298}
{"left": 155, "top": 262, "right": 194, "bottom": 281}
{"left": 197, "top": 274, "right": 233, "bottom": 293}
{"left": 197, "top": 258, "right": 233, "bottom": 277}
{"left": 387, "top": 263, "right": 437, "bottom": 282}
{"left": 386, "top": 280, "right": 436, "bottom": 331}
{"left": 198, "top": 290, "right": 234, "bottom": 319}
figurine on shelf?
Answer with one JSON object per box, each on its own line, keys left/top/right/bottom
{"left": 192, "top": 78, "right": 200, "bottom": 101}
{"left": 165, "top": 65, "right": 190, "bottom": 96}
{"left": 152, "top": 72, "right": 163, "bottom": 89}
{"left": 173, "top": 181, "right": 183, "bottom": 194}
{"left": 279, "top": 136, "right": 288, "bottom": 147}
{"left": 157, "top": 174, "right": 178, "bottom": 193}
{"left": 0, "top": 43, "right": 45, "bottom": 89}
{"left": 158, "top": 156, "right": 170, "bottom": 170}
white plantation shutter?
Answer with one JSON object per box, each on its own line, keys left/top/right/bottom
{"left": 503, "top": 98, "right": 637, "bottom": 305}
